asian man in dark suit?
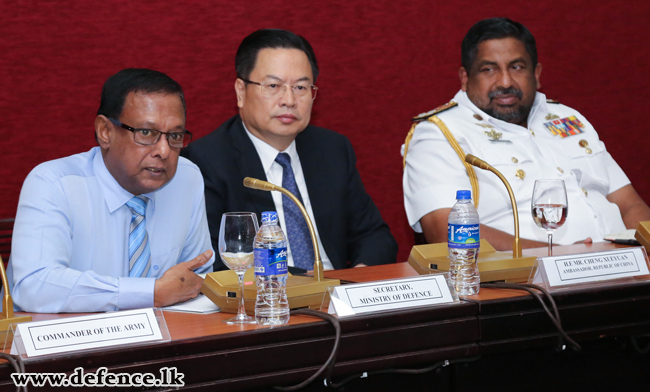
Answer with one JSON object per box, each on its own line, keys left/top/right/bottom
{"left": 181, "top": 29, "right": 397, "bottom": 272}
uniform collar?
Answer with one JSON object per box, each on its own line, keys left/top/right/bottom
{"left": 454, "top": 89, "right": 548, "bottom": 133}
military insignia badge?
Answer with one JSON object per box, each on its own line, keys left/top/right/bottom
{"left": 516, "top": 169, "right": 526, "bottom": 180}
{"left": 543, "top": 115, "right": 586, "bottom": 138}
{"left": 475, "top": 123, "right": 495, "bottom": 129}
{"left": 545, "top": 113, "right": 559, "bottom": 120}
{"left": 484, "top": 130, "right": 502, "bottom": 140}
{"left": 484, "top": 129, "right": 512, "bottom": 143}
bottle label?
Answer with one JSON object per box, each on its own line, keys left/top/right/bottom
{"left": 254, "top": 247, "right": 288, "bottom": 276}
{"left": 448, "top": 224, "right": 480, "bottom": 249}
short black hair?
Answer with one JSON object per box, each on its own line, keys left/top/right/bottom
{"left": 97, "top": 68, "right": 186, "bottom": 119}
{"left": 235, "top": 29, "right": 319, "bottom": 82}
{"left": 461, "top": 18, "right": 538, "bottom": 73}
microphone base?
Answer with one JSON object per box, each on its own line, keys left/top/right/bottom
{"left": 0, "top": 296, "right": 32, "bottom": 331}
{"left": 201, "top": 269, "right": 340, "bottom": 314}
{"left": 0, "top": 314, "right": 32, "bottom": 332}
{"left": 635, "top": 221, "right": 650, "bottom": 253}
{"left": 408, "top": 240, "right": 537, "bottom": 283}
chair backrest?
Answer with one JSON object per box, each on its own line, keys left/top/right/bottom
{"left": 414, "top": 231, "right": 427, "bottom": 246}
{"left": 0, "top": 218, "right": 15, "bottom": 265}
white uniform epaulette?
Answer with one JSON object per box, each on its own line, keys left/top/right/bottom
{"left": 411, "top": 101, "right": 458, "bottom": 123}
{"left": 404, "top": 100, "right": 479, "bottom": 207}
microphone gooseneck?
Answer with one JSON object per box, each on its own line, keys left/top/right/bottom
{"left": 243, "top": 177, "right": 324, "bottom": 281}
{"left": 464, "top": 155, "right": 523, "bottom": 257}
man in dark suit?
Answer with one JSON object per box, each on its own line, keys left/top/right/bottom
{"left": 182, "top": 29, "right": 397, "bottom": 271}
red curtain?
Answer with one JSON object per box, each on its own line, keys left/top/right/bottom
{"left": 2, "top": 0, "right": 648, "bottom": 263}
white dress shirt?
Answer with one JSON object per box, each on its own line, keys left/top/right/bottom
{"left": 244, "top": 124, "right": 334, "bottom": 270}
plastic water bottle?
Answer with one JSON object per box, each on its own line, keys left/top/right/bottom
{"left": 448, "top": 190, "right": 481, "bottom": 295}
{"left": 254, "top": 211, "right": 290, "bottom": 325}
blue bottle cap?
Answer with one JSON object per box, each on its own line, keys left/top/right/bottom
{"left": 261, "top": 211, "right": 278, "bottom": 223}
{"left": 456, "top": 190, "right": 472, "bottom": 200}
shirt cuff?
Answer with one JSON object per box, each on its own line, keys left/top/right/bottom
{"left": 118, "top": 277, "right": 156, "bottom": 310}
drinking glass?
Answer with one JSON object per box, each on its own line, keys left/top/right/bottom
{"left": 531, "top": 180, "right": 568, "bottom": 256}
{"left": 219, "top": 212, "right": 259, "bottom": 324}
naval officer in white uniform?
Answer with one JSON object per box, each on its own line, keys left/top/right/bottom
{"left": 402, "top": 17, "right": 650, "bottom": 249}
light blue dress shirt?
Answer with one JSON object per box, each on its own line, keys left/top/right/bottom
{"left": 6, "top": 147, "right": 214, "bottom": 313}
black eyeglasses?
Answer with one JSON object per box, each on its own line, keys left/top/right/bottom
{"left": 108, "top": 118, "right": 193, "bottom": 148}
{"left": 240, "top": 78, "right": 318, "bottom": 100}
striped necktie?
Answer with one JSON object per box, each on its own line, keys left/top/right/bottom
{"left": 126, "top": 196, "right": 151, "bottom": 277}
{"left": 275, "top": 152, "right": 314, "bottom": 270}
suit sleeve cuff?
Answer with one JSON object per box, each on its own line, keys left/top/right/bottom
{"left": 118, "top": 277, "right": 155, "bottom": 310}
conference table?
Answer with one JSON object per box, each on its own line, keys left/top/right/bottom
{"left": 2, "top": 242, "right": 650, "bottom": 391}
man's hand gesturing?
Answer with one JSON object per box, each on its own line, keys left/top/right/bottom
{"left": 154, "top": 250, "right": 213, "bottom": 307}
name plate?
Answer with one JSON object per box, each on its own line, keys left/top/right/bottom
{"left": 541, "top": 247, "right": 650, "bottom": 287}
{"left": 329, "top": 275, "right": 455, "bottom": 317}
{"left": 17, "top": 308, "right": 163, "bottom": 357}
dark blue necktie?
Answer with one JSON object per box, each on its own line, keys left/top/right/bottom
{"left": 275, "top": 153, "right": 314, "bottom": 270}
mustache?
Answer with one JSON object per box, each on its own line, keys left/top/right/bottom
{"left": 488, "top": 87, "right": 523, "bottom": 101}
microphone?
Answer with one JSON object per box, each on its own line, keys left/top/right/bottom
{"left": 464, "top": 154, "right": 523, "bottom": 257}
{"left": 243, "top": 177, "right": 279, "bottom": 192}
{"left": 464, "top": 154, "right": 492, "bottom": 171}
{"left": 243, "top": 177, "right": 324, "bottom": 282}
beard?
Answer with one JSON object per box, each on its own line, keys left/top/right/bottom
{"left": 482, "top": 87, "right": 533, "bottom": 125}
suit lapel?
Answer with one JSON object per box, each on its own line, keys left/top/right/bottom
{"left": 230, "top": 118, "right": 276, "bottom": 218}
{"left": 296, "top": 127, "right": 333, "bottom": 246}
